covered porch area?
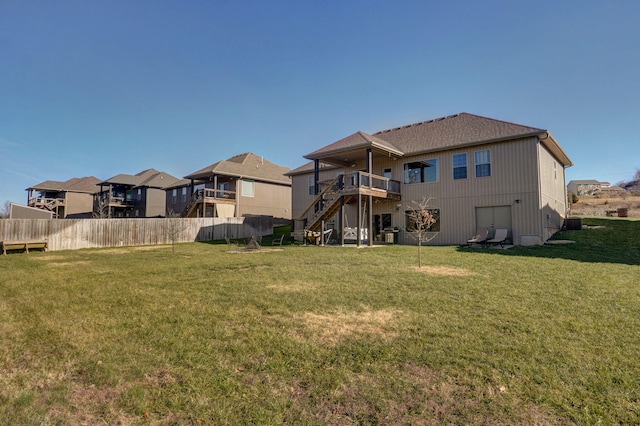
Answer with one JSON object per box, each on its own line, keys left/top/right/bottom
{"left": 295, "top": 131, "right": 404, "bottom": 247}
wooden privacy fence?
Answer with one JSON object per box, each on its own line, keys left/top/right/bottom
{"left": 0, "top": 216, "right": 273, "bottom": 252}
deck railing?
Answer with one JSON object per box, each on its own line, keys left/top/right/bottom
{"left": 28, "top": 197, "right": 66, "bottom": 209}
{"left": 196, "top": 187, "right": 236, "bottom": 201}
{"left": 342, "top": 171, "right": 401, "bottom": 195}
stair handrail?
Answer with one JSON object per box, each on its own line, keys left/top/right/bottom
{"left": 294, "top": 175, "right": 341, "bottom": 221}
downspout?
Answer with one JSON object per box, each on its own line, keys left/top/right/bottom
{"left": 536, "top": 137, "right": 544, "bottom": 243}
{"left": 367, "top": 148, "right": 373, "bottom": 247}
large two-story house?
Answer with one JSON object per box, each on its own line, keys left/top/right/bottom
{"left": 97, "top": 169, "right": 181, "bottom": 218}
{"left": 26, "top": 176, "right": 102, "bottom": 218}
{"left": 289, "top": 113, "right": 572, "bottom": 246}
{"left": 166, "top": 152, "right": 292, "bottom": 221}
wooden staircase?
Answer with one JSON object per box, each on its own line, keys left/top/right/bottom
{"left": 295, "top": 176, "right": 351, "bottom": 232}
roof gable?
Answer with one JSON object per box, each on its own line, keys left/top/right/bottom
{"left": 185, "top": 152, "right": 291, "bottom": 185}
{"left": 27, "top": 176, "right": 102, "bottom": 194}
{"left": 304, "top": 131, "right": 403, "bottom": 161}
{"left": 101, "top": 169, "right": 179, "bottom": 189}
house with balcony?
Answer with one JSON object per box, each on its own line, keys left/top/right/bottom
{"left": 168, "top": 152, "right": 291, "bottom": 221}
{"left": 289, "top": 112, "right": 573, "bottom": 246}
{"left": 567, "top": 180, "right": 610, "bottom": 196}
{"left": 26, "top": 176, "right": 102, "bottom": 218}
{"left": 97, "top": 169, "right": 181, "bottom": 218}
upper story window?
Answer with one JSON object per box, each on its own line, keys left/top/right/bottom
{"left": 475, "top": 150, "right": 491, "bottom": 177}
{"left": 384, "top": 168, "right": 392, "bottom": 179}
{"left": 181, "top": 187, "right": 187, "bottom": 202}
{"left": 172, "top": 189, "right": 177, "bottom": 204}
{"left": 242, "top": 179, "right": 255, "bottom": 197}
{"left": 308, "top": 176, "right": 315, "bottom": 195}
{"left": 403, "top": 159, "right": 439, "bottom": 184}
{"left": 137, "top": 188, "right": 142, "bottom": 201}
{"left": 452, "top": 153, "right": 467, "bottom": 180}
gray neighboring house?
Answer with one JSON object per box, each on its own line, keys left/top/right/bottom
{"left": 26, "top": 176, "right": 102, "bottom": 218}
{"left": 567, "top": 180, "right": 610, "bottom": 196}
{"left": 167, "top": 152, "right": 291, "bottom": 220}
{"left": 289, "top": 112, "right": 573, "bottom": 246}
{"left": 97, "top": 169, "right": 181, "bottom": 218}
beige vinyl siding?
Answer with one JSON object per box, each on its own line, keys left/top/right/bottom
{"left": 238, "top": 181, "right": 292, "bottom": 220}
{"left": 64, "top": 192, "right": 95, "bottom": 217}
{"left": 369, "top": 138, "right": 542, "bottom": 245}
{"left": 538, "top": 142, "right": 568, "bottom": 241}
{"left": 290, "top": 167, "right": 341, "bottom": 220}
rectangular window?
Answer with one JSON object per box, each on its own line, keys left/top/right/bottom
{"left": 405, "top": 208, "right": 440, "bottom": 232}
{"left": 136, "top": 188, "right": 142, "bottom": 201}
{"left": 181, "top": 187, "right": 187, "bottom": 203}
{"left": 403, "top": 159, "right": 438, "bottom": 184}
{"left": 384, "top": 168, "right": 392, "bottom": 179}
{"left": 475, "top": 150, "right": 491, "bottom": 177}
{"left": 172, "top": 188, "right": 177, "bottom": 204}
{"left": 242, "top": 179, "right": 255, "bottom": 197}
{"left": 452, "top": 153, "right": 467, "bottom": 180}
{"left": 308, "top": 176, "right": 315, "bottom": 195}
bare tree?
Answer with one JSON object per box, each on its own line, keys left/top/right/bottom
{"left": 401, "top": 197, "right": 440, "bottom": 267}
{"left": 166, "top": 209, "right": 187, "bottom": 254}
{"left": 0, "top": 200, "right": 11, "bottom": 218}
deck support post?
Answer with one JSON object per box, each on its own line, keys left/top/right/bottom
{"left": 357, "top": 195, "right": 361, "bottom": 247}
{"left": 368, "top": 195, "right": 373, "bottom": 247}
{"left": 340, "top": 195, "right": 345, "bottom": 246}
{"left": 321, "top": 219, "right": 325, "bottom": 246}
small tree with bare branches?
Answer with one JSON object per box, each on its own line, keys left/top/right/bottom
{"left": 166, "top": 209, "right": 187, "bottom": 254}
{"left": 0, "top": 200, "right": 11, "bottom": 218}
{"left": 401, "top": 197, "right": 440, "bottom": 267}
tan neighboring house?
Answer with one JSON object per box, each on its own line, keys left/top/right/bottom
{"left": 567, "top": 180, "right": 610, "bottom": 196}
{"left": 97, "top": 169, "right": 181, "bottom": 218}
{"left": 289, "top": 112, "right": 573, "bottom": 246}
{"left": 26, "top": 176, "right": 101, "bottom": 218}
{"left": 168, "top": 152, "right": 291, "bottom": 220}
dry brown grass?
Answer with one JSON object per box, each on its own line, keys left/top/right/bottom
{"left": 412, "top": 265, "right": 476, "bottom": 276}
{"left": 572, "top": 195, "right": 640, "bottom": 217}
{"left": 294, "top": 308, "right": 401, "bottom": 346}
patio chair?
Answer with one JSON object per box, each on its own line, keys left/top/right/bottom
{"left": 467, "top": 228, "right": 489, "bottom": 248}
{"left": 486, "top": 228, "right": 510, "bottom": 248}
{"left": 271, "top": 234, "right": 285, "bottom": 247}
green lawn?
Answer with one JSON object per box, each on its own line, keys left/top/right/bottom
{"left": 1, "top": 218, "right": 639, "bottom": 425}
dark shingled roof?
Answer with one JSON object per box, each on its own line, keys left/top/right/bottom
{"left": 100, "top": 169, "right": 180, "bottom": 189}
{"left": 27, "top": 176, "right": 102, "bottom": 194}
{"left": 185, "top": 152, "right": 291, "bottom": 185}
{"left": 302, "top": 112, "right": 572, "bottom": 168}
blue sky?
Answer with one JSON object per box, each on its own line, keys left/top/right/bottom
{"left": 1, "top": 0, "right": 639, "bottom": 204}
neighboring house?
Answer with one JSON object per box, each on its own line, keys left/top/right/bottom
{"left": 10, "top": 203, "right": 54, "bottom": 219}
{"left": 97, "top": 169, "right": 181, "bottom": 218}
{"left": 169, "top": 152, "right": 291, "bottom": 220}
{"left": 26, "top": 176, "right": 101, "bottom": 218}
{"left": 289, "top": 112, "right": 573, "bottom": 246}
{"left": 567, "top": 180, "right": 610, "bottom": 196}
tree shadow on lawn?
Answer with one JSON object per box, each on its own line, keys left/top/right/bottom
{"left": 457, "top": 218, "right": 640, "bottom": 266}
